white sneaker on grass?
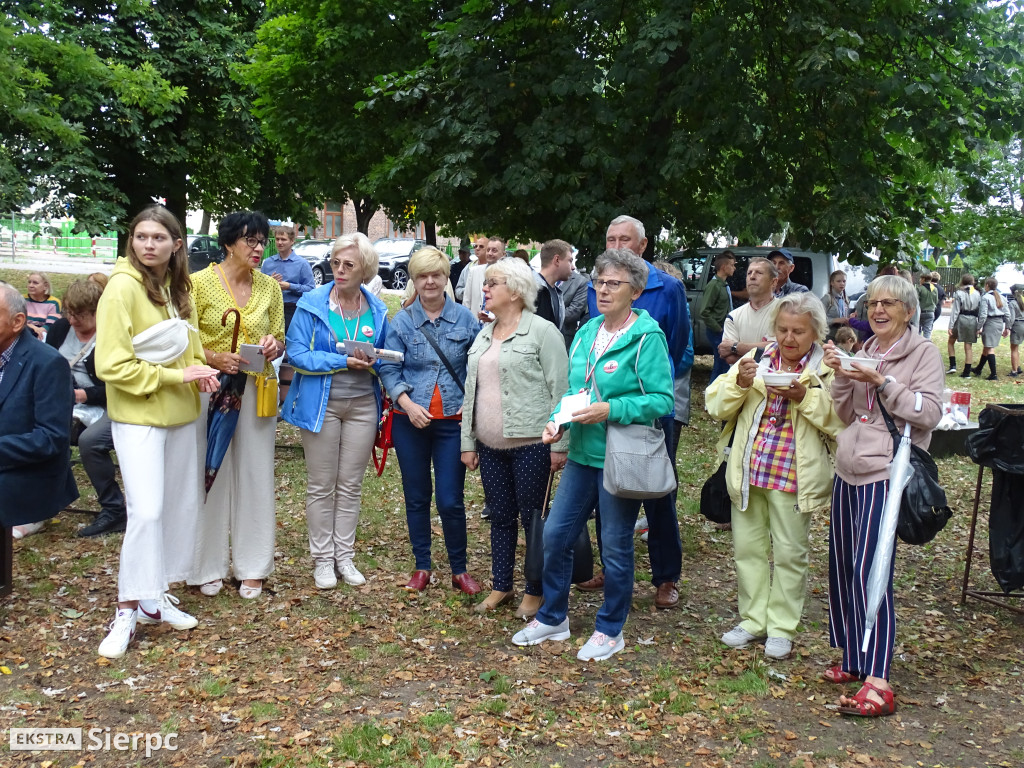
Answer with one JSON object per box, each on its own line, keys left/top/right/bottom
{"left": 137, "top": 593, "right": 198, "bottom": 630}
{"left": 337, "top": 561, "right": 366, "bottom": 586}
{"left": 721, "top": 625, "right": 766, "bottom": 649}
{"left": 314, "top": 562, "right": 337, "bottom": 589}
{"left": 512, "top": 618, "right": 570, "bottom": 646}
{"left": 764, "top": 637, "right": 793, "bottom": 659}
{"left": 98, "top": 609, "right": 137, "bottom": 659}
{"left": 577, "top": 631, "right": 625, "bottom": 661}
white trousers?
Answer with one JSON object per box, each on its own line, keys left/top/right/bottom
{"left": 189, "top": 378, "right": 277, "bottom": 584}
{"left": 112, "top": 419, "right": 201, "bottom": 602}
{"left": 300, "top": 393, "right": 377, "bottom": 565}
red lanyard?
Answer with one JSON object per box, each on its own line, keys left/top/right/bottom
{"left": 864, "top": 331, "right": 907, "bottom": 413}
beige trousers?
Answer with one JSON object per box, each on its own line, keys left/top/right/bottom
{"left": 300, "top": 393, "right": 377, "bottom": 566}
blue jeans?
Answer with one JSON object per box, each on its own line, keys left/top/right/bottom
{"left": 595, "top": 416, "right": 682, "bottom": 586}
{"left": 707, "top": 329, "right": 728, "bottom": 383}
{"left": 392, "top": 414, "right": 468, "bottom": 574}
{"left": 536, "top": 460, "right": 642, "bottom": 637}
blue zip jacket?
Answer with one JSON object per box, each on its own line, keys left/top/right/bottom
{"left": 281, "top": 283, "right": 389, "bottom": 432}
{"left": 379, "top": 297, "right": 481, "bottom": 416}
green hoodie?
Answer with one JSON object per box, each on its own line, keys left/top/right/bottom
{"left": 557, "top": 309, "right": 674, "bottom": 467}
{"left": 95, "top": 259, "right": 206, "bottom": 427}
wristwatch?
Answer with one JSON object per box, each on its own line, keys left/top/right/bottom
{"left": 877, "top": 375, "right": 896, "bottom": 394}
{"left": 730, "top": 342, "right": 738, "bottom": 355}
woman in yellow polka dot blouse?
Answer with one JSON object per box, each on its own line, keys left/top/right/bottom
{"left": 187, "top": 211, "right": 284, "bottom": 600}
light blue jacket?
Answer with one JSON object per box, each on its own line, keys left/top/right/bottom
{"left": 281, "top": 283, "right": 389, "bottom": 432}
{"left": 379, "top": 297, "right": 480, "bottom": 416}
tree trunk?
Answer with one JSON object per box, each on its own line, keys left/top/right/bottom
{"left": 200, "top": 211, "right": 212, "bottom": 235}
{"left": 353, "top": 198, "right": 376, "bottom": 235}
{"left": 424, "top": 221, "right": 437, "bottom": 247}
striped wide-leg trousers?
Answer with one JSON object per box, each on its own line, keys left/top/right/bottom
{"left": 828, "top": 477, "right": 896, "bottom": 680}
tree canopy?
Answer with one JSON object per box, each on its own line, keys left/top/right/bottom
{"left": 250, "top": 0, "right": 1024, "bottom": 259}
{"left": 1, "top": 1, "right": 310, "bottom": 236}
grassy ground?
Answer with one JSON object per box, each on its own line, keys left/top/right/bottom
{"left": 1, "top": 266, "right": 1023, "bottom": 767}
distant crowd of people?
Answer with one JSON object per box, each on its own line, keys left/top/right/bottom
{"left": 10, "top": 207, "right": 1004, "bottom": 719}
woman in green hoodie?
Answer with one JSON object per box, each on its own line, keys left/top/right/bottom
{"left": 94, "top": 206, "right": 221, "bottom": 660}
{"left": 512, "top": 249, "right": 674, "bottom": 662}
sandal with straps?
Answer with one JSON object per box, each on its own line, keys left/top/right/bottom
{"left": 822, "top": 665, "right": 860, "bottom": 684}
{"left": 838, "top": 681, "right": 896, "bottom": 717}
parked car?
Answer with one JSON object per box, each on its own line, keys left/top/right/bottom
{"left": 669, "top": 246, "right": 834, "bottom": 354}
{"left": 187, "top": 234, "right": 223, "bottom": 273}
{"left": 292, "top": 239, "right": 334, "bottom": 286}
{"left": 375, "top": 238, "right": 427, "bottom": 290}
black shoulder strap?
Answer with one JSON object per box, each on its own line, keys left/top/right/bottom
{"left": 875, "top": 397, "right": 902, "bottom": 454}
{"left": 418, "top": 326, "right": 465, "bottom": 393}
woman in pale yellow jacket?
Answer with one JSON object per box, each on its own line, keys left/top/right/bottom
{"left": 705, "top": 292, "right": 843, "bottom": 660}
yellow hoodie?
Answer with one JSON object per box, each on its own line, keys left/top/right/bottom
{"left": 95, "top": 259, "right": 206, "bottom": 427}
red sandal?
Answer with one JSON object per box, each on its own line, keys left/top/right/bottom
{"left": 822, "top": 665, "right": 860, "bottom": 684}
{"left": 838, "top": 681, "right": 896, "bottom": 717}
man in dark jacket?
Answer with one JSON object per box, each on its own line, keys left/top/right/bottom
{"left": 700, "top": 250, "right": 736, "bottom": 383}
{"left": 0, "top": 283, "right": 78, "bottom": 560}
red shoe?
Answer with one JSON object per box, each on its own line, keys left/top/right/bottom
{"left": 404, "top": 570, "right": 431, "bottom": 592}
{"left": 451, "top": 572, "right": 482, "bottom": 595}
{"left": 838, "top": 681, "right": 896, "bottom": 717}
{"left": 822, "top": 665, "right": 860, "bottom": 684}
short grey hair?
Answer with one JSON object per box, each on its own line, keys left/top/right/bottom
{"left": 867, "top": 274, "right": 919, "bottom": 315}
{"left": 748, "top": 256, "right": 779, "bottom": 280}
{"left": 0, "top": 283, "right": 27, "bottom": 316}
{"left": 486, "top": 257, "right": 538, "bottom": 313}
{"left": 607, "top": 215, "right": 645, "bottom": 243}
{"left": 331, "top": 232, "right": 379, "bottom": 284}
{"left": 771, "top": 291, "right": 828, "bottom": 343}
{"left": 592, "top": 248, "right": 649, "bottom": 293}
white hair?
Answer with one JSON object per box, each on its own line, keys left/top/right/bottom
{"left": 608, "top": 215, "right": 645, "bottom": 242}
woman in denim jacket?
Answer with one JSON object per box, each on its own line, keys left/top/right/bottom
{"left": 461, "top": 258, "right": 569, "bottom": 618}
{"left": 380, "top": 248, "right": 483, "bottom": 595}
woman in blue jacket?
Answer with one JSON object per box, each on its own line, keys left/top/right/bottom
{"left": 282, "top": 233, "right": 389, "bottom": 591}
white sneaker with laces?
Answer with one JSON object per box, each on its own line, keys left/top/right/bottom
{"left": 98, "top": 609, "right": 138, "bottom": 659}
{"left": 577, "top": 631, "right": 625, "bottom": 661}
{"left": 336, "top": 561, "right": 366, "bottom": 586}
{"left": 137, "top": 593, "right": 198, "bottom": 630}
{"left": 314, "top": 562, "right": 337, "bottom": 589}
{"left": 764, "top": 637, "right": 793, "bottom": 659}
{"left": 512, "top": 618, "right": 570, "bottom": 646}
{"left": 721, "top": 625, "right": 766, "bottom": 648}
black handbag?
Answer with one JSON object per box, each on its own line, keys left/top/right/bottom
{"left": 700, "top": 423, "right": 735, "bottom": 524}
{"left": 524, "top": 471, "right": 594, "bottom": 584}
{"left": 877, "top": 400, "right": 953, "bottom": 545}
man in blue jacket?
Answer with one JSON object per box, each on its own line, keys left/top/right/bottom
{"left": 579, "top": 215, "right": 690, "bottom": 609}
{"left": 0, "top": 284, "right": 78, "bottom": 564}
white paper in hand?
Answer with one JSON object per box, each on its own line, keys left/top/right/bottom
{"left": 553, "top": 392, "right": 590, "bottom": 426}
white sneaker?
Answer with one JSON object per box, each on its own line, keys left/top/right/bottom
{"left": 137, "top": 593, "right": 198, "bottom": 630}
{"left": 721, "top": 625, "right": 766, "bottom": 649}
{"left": 336, "top": 561, "right": 366, "bottom": 586}
{"left": 640, "top": 531, "right": 649, "bottom": 542}
{"left": 314, "top": 562, "right": 337, "bottom": 589}
{"left": 200, "top": 580, "right": 223, "bottom": 596}
{"left": 98, "top": 609, "right": 137, "bottom": 659}
{"left": 577, "top": 631, "right": 625, "bottom": 661}
{"left": 634, "top": 516, "right": 649, "bottom": 534}
{"left": 512, "top": 618, "right": 570, "bottom": 647}
{"left": 764, "top": 637, "right": 793, "bottom": 659}
{"left": 12, "top": 521, "right": 46, "bottom": 539}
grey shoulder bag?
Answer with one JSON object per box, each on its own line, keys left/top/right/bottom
{"left": 592, "top": 335, "right": 677, "bottom": 499}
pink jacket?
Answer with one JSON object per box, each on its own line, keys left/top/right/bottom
{"left": 832, "top": 331, "right": 944, "bottom": 485}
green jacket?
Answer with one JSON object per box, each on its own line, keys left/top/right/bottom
{"left": 556, "top": 309, "right": 674, "bottom": 468}
{"left": 700, "top": 275, "right": 731, "bottom": 333}
{"left": 917, "top": 283, "right": 938, "bottom": 312}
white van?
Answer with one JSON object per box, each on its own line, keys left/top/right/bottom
{"left": 669, "top": 247, "right": 835, "bottom": 354}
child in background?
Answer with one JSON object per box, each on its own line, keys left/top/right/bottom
{"left": 834, "top": 326, "right": 858, "bottom": 355}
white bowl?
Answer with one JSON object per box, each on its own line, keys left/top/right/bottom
{"left": 839, "top": 356, "right": 882, "bottom": 371}
{"left": 759, "top": 372, "right": 801, "bottom": 387}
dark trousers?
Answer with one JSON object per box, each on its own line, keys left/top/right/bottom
{"left": 392, "top": 414, "right": 468, "bottom": 574}
{"left": 478, "top": 442, "right": 549, "bottom": 595}
{"left": 707, "top": 329, "right": 728, "bottom": 383}
{"left": 595, "top": 416, "right": 682, "bottom": 586}
{"left": 79, "top": 413, "right": 125, "bottom": 513}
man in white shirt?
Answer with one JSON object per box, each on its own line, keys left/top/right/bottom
{"left": 462, "top": 237, "right": 505, "bottom": 321}
{"left": 719, "top": 257, "right": 778, "bottom": 366}
{"left": 455, "top": 236, "right": 489, "bottom": 302}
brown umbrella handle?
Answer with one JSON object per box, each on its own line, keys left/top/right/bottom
{"left": 221, "top": 308, "right": 241, "bottom": 353}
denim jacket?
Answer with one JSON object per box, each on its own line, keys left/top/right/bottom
{"left": 379, "top": 297, "right": 480, "bottom": 416}
{"left": 281, "top": 283, "right": 389, "bottom": 432}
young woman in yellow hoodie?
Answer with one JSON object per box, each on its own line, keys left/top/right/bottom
{"left": 94, "top": 206, "right": 220, "bottom": 659}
